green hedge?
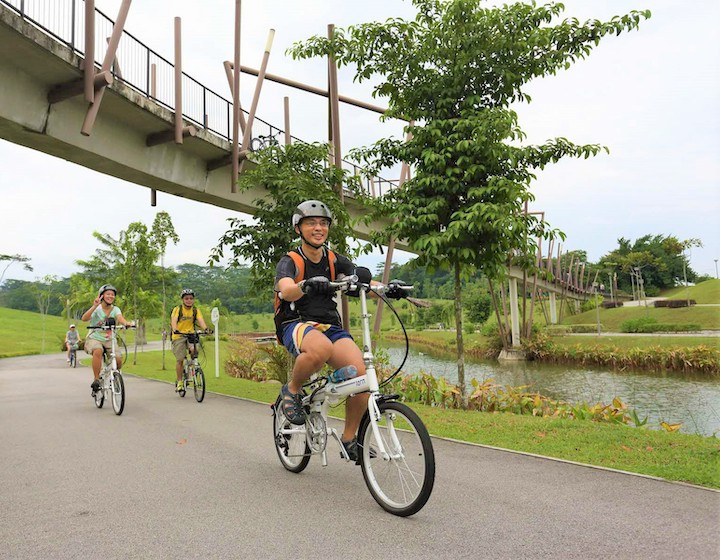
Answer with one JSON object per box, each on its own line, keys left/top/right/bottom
{"left": 621, "top": 316, "right": 701, "bottom": 333}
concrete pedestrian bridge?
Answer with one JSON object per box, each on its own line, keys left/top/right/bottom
{"left": 0, "top": 0, "right": 385, "bottom": 242}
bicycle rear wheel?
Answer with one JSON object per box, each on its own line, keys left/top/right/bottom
{"left": 272, "top": 399, "right": 310, "bottom": 473}
{"left": 358, "top": 400, "right": 435, "bottom": 517}
{"left": 193, "top": 366, "right": 206, "bottom": 403}
{"left": 110, "top": 371, "right": 125, "bottom": 415}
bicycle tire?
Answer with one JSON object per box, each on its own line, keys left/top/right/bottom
{"left": 358, "top": 400, "right": 435, "bottom": 517}
{"left": 272, "top": 400, "right": 310, "bottom": 473}
{"left": 194, "top": 366, "right": 206, "bottom": 403}
{"left": 94, "top": 382, "right": 104, "bottom": 408}
{"left": 111, "top": 371, "right": 125, "bottom": 415}
{"left": 72, "top": 351, "right": 77, "bottom": 368}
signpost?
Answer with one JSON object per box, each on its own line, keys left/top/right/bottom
{"left": 211, "top": 307, "right": 220, "bottom": 378}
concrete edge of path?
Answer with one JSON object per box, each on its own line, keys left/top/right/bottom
{"left": 120, "top": 371, "right": 720, "bottom": 495}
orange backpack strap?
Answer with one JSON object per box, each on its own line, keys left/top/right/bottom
{"left": 327, "top": 249, "right": 336, "bottom": 281}
{"left": 288, "top": 250, "right": 305, "bottom": 283}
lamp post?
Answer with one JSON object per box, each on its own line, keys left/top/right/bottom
{"left": 715, "top": 259, "right": 718, "bottom": 279}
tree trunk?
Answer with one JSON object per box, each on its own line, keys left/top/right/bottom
{"left": 453, "top": 261, "right": 466, "bottom": 400}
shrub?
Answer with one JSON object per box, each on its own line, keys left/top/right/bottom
{"left": 569, "top": 324, "right": 603, "bottom": 333}
{"left": 544, "top": 325, "right": 571, "bottom": 336}
{"left": 621, "top": 317, "right": 657, "bottom": 333}
{"left": 224, "top": 338, "right": 266, "bottom": 380}
{"left": 667, "top": 299, "right": 696, "bottom": 308}
{"left": 602, "top": 301, "right": 623, "bottom": 309}
{"left": 257, "top": 343, "right": 293, "bottom": 384}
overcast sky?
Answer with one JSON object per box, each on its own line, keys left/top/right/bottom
{"left": 1, "top": 0, "right": 718, "bottom": 286}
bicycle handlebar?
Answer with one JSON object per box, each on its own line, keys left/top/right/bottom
{"left": 173, "top": 330, "right": 213, "bottom": 335}
{"left": 87, "top": 324, "right": 136, "bottom": 330}
{"left": 328, "top": 275, "right": 420, "bottom": 304}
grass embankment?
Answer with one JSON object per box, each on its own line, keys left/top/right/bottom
{"left": 110, "top": 347, "right": 720, "bottom": 489}
{"left": 661, "top": 278, "right": 720, "bottom": 304}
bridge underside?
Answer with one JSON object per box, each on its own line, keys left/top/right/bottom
{"left": 0, "top": 4, "right": 384, "bottom": 244}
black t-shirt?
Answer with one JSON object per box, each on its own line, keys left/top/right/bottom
{"left": 274, "top": 247, "right": 354, "bottom": 328}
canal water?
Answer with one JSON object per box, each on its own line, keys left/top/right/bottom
{"left": 381, "top": 345, "right": 720, "bottom": 437}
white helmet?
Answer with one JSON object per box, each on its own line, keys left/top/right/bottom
{"left": 291, "top": 200, "right": 333, "bottom": 229}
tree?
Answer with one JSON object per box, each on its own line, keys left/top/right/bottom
{"left": 77, "top": 221, "right": 163, "bottom": 362}
{"left": 31, "top": 275, "right": 58, "bottom": 353}
{"left": 210, "top": 142, "right": 364, "bottom": 295}
{"left": 0, "top": 254, "right": 33, "bottom": 286}
{"left": 151, "top": 212, "right": 180, "bottom": 370}
{"left": 290, "top": 0, "right": 650, "bottom": 396}
{"left": 599, "top": 234, "right": 700, "bottom": 295}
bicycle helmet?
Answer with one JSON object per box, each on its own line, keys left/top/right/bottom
{"left": 291, "top": 200, "right": 333, "bottom": 229}
{"left": 98, "top": 284, "right": 117, "bottom": 297}
{"left": 181, "top": 288, "right": 195, "bottom": 298}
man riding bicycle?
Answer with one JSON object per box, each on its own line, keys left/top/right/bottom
{"left": 170, "top": 289, "right": 210, "bottom": 393}
{"left": 274, "top": 200, "right": 404, "bottom": 462}
{"left": 65, "top": 324, "right": 80, "bottom": 362}
{"left": 81, "top": 284, "right": 134, "bottom": 393}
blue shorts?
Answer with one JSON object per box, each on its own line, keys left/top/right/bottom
{"left": 280, "top": 321, "right": 353, "bottom": 357}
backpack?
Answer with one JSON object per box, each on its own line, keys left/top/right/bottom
{"left": 274, "top": 248, "right": 336, "bottom": 339}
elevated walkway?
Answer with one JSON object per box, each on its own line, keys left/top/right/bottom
{"left": 0, "top": 1, "right": 386, "bottom": 244}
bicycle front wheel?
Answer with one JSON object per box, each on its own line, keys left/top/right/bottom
{"left": 71, "top": 352, "right": 77, "bottom": 368}
{"left": 193, "top": 367, "right": 206, "bottom": 402}
{"left": 110, "top": 371, "right": 125, "bottom": 415}
{"left": 272, "top": 399, "right": 310, "bottom": 473}
{"left": 358, "top": 401, "right": 435, "bottom": 517}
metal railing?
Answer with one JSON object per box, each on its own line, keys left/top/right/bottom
{"left": 1, "top": 0, "right": 398, "bottom": 198}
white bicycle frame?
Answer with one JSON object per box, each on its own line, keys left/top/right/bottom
{"left": 279, "top": 277, "right": 401, "bottom": 466}
{"left": 89, "top": 325, "right": 126, "bottom": 392}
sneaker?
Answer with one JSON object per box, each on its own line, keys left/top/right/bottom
{"left": 90, "top": 379, "right": 100, "bottom": 393}
{"left": 66, "top": 358, "right": 71, "bottom": 363}
{"left": 279, "top": 384, "right": 306, "bottom": 425}
{"left": 176, "top": 380, "right": 184, "bottom": 392}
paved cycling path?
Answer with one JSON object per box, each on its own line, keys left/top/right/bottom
{"left": 1, "top": 354, "right": 718, "bottom": 560}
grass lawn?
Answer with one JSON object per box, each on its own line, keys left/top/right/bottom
{"left": 563, "top": 305, "right": 720, "bottom": 331}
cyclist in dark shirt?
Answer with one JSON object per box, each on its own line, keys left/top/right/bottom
{"left": 274, "top": 200, "right": 368, "bottom": 461}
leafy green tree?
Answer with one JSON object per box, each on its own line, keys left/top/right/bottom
{"left": 599, "top": 235, "right": 700, "bottom": 295}
{"left": 290, "top": 0, "right": 650, "bottom": 395}
{"left": 31, "top": 275, "right": 58, "bottom": 353}
{"left": 77, "top": 221, "right": 163, "bottom": 359}
{"left": 151, "top": 212, "right": 180, "bottom": 370}
{"left": 210, "top": 142, "right": 363, "bottom": 295}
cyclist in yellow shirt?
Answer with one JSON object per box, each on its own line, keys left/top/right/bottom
{"left": 170, "top": 289, "right": 209, "bottom": 392}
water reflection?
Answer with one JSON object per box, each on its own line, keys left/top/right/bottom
{"left": 381, "top": 344, "right": 720, "bottom": 437}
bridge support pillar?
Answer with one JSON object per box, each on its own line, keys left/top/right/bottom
{"left": 549, "top": 292, "right": 558, "bottom": 324}
{"left": 508, "top": 277, "right": 521, "bottom": 348}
